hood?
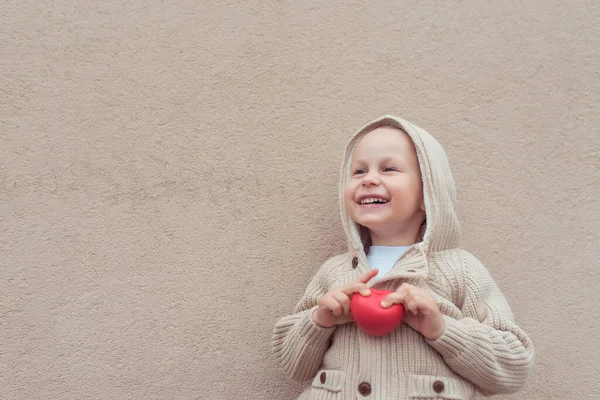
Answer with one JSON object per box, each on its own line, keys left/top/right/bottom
{"left": 338, "top": 115, "right": 461, "bottom": 276}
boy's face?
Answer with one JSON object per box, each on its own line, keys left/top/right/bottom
{"left": 344, "top": 126, "right": 425, "bottom": 240}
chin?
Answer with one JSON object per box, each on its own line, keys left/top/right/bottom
{"left": 355, "top": 218, "right": 387, "bottom": 231}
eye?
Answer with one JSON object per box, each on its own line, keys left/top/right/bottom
{"left": 383, "top": 166, "right": 397, "bottom": 172}
{"left": 353, "top": 169, "right": 366, "bottom": 175}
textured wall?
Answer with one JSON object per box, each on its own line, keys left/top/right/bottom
{"left": 1, "top": 1, "right": 598, "bottom": 399}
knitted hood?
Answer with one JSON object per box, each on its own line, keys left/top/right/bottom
{"left": 338, "top": 115, "right": 461, "bottom": 278}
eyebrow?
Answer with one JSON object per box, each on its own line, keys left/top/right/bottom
{"left": 353, "top": 156, "right": 405, "bottom": 166}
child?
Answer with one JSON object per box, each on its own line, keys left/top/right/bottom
{"left": 272, "top": 115, "right": 535, "bottom": 399}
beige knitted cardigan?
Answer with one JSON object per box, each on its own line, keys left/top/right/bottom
{"left": 272, "top": 115, "right": 535, "bottom": 399}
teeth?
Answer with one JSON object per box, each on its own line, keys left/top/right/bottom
{"left": 360, "top": 197, "right": 389, "bottom": 204}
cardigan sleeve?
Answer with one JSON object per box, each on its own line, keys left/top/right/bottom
{"left": 426, "top": 251, "right": 535, "bottom": 395}
{"left": 272, "top": 257, "right": 338, "bottom": 381}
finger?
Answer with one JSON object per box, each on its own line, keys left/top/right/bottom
{"left": 320, "top": 296, "right": 343, "bottom": 317}
{"left": 385, "top": 283, "right": 410, "bottom": 305}
{"left": 340, "top": 282, "right": 371, "bottom": 297}
{"left": 407, "top": 290, "right": 438, "bottom": 316}
{"left": 336, "top": 313, "right": 354, "bottom": 325}
{"left": 395, "top": 283, "right": 427, "bottom": 306}
{"left": 403, "top": 286, "right": 435, "bottom": 307}
{"left": 414, "top": 294, "right": 438, "bottom": 315}
{"left": 356, "top": 268, "right": 378, "bottom": 284}
{"left": 396, "top": 282, "right": 414, "bottom": 294}
{"left": 330, "top": 292, "right": 351, "bottom": 316}
{"left": 405, "top": 297, "right": 420, "bottom": 315}
{"left": 380, "top": 292, "right": 405, "bottom": 308}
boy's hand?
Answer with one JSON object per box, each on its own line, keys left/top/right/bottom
{"left": 380, "top": 282, "right": 445, "bottom": 340}
{"left": 312, "top": 269, "right": 378, "bottom": 328}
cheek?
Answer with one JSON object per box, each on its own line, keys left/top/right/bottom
{"left": 387, "top": 180, "right": 409, "bottom": 194}
{"left": 388, "top": 180, "right": 420, "bottom": 201}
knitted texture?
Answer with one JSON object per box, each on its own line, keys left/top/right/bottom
{"left": 272, "top": 115, "right": 535, "bottom": 399}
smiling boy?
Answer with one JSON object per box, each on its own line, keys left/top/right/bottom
{"left": 273, "top": 115, "right": 534, "bottom": 399}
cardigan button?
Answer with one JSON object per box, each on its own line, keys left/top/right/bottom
{"left": 358, "top": 382, "right": 371, "bottom": 396}
{"left": 433, "top": 380, "right": 444, "bottom": 393}
{"left": 320, "top": 372, "right": 326, "bottom": 384}
{"left": 351, "top": 257, "right": 359, "bottom": 269}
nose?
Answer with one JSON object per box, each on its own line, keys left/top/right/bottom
{"left": 361, "top": 171, "right": 380, "bottom": 186}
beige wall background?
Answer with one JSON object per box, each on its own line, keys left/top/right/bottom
{"left": 1, "top": 1, "right": 598, "bottom": 399}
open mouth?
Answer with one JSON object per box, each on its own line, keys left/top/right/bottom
{"left": 358, "top": 197, "right": 390, "bottom": 205}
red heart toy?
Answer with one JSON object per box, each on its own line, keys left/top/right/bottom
{"left": 351, "top": 289, "right": 405, "bottom": 337}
